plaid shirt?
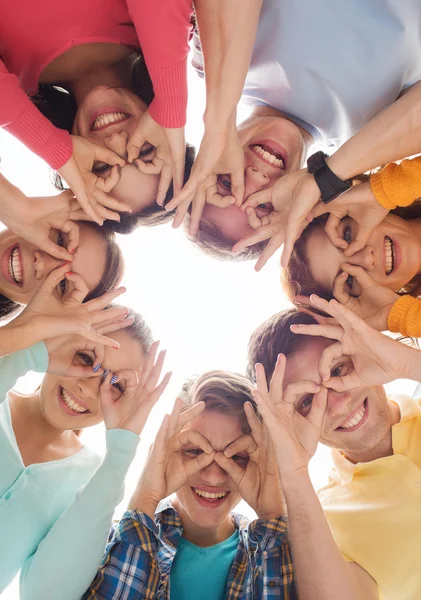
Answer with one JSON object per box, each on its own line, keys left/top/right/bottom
{"left": 83, "top": 500, "right": 297, "bottom": 599}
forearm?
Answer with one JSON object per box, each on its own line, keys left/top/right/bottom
{"left": 127, "top": 486, "right": 159, "bottom": 522}
{"left": 0, "top": 342, "right": 48, "bottom": 400}
{"left": 327, "top": 81, "right": 421, "bottom": 179}
{"left": 282, "top": 471, "right": 365, "bottom": 600}
{"left": 195, "top": 0, "right": 262, "bottom": 128}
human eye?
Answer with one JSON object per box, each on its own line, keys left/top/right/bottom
{"left": 342, "top": 223, "right": 353, "bottom": 244}
{"left": 217, "top": 174, "right": 232, "bottom": 196}
{"left": 112, "top": 381, "right": 124, "bottom": 394}
{"left": 138, "top": 142, "right": 156, "bottom": 162}
{"left": 232, "top": 454, "right": 249, "bottom": 468}
{"left": 74, "top": 352, "right": 94, "bottom": 366}
{"left": 57, "top": 277, "right": 68, "bottom": 297}
{"left": 330, "top": 361, "right": 352, "bottom": 379}
{"left": 297, "top": 395, "right": 313, "bottom": 416}
{"left": 92, "top": 161, "right": 111, "bottom": 175}
{"left": 56, "top": 231, "right": 65, "bottom": 247}
{"left": 183, "top": 447, "right": 203, "bottom": 458}
{"left": 345, "top": 274, "right": 354, "bottom": 291}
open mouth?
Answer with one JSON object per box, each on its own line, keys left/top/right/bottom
{"left": 249, "top": 143, "right": 286, "bottom": 170}
{"left": 191, "top": 487, "right": 230, "bottom": 508}
{"left": 336, "top": 399, "right": 368, "bottom": 432}
{"left": 91, "top": 112, "right": 130, "bottom": 131}
{"left": 58, "top": 386, "right": 90, "bottom": 416}
{"left": 384, "top": 236, "right": 396, "bottom": 276}
{"left": 9, "top": 246, "right": 23, "bottom": 285}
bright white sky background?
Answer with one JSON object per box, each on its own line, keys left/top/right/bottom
{"left": 1, "top": 52, "right": 419, "bottom": 600}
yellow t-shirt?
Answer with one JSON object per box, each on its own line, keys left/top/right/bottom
{"left": 318, "top": 395, "right": 421, "bottom": 600}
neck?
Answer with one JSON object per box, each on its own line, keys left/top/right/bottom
{"left": 172, "top": 498, "right": 235, "bottom": 547}
{"left": 9, "top": 389, "right": 76, "bottom": 447}
{"left": 251, "top": 104, "right": 314, "bottom": 153}
{"left": 342, "top": 400, "right": 401, "bottom": 464}
{"left": 67, "top": 56, "right": 135, "bottom": 106}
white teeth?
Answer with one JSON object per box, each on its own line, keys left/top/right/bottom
{"left": 60, "top": 388, "right": 88, "bottom": 414}
{"left": 92, "top": 112, "right": 128, "bottom": 129}
{"left": 384, "top": 237, "right": 395, "bottom": 275}
{"left": 251, "top": 145, "right": 285, "bottom": 169}
{"left": 340, "top": 404, "right": 366, "bottom": 429}
{"left": 9, "top": 247, "right": 22, "bottom": 284}
{"left": 194, "top": 488, "right": 227, "bottom": 499}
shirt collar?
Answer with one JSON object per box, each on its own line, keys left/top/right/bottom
{"left": 155, "top": 499, "right": 250, "bottom": 533}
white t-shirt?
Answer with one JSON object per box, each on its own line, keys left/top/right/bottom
{"left": 193, "top": 0, "right": 421, "bottom": 151}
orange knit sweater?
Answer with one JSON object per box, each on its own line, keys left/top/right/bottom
{"left": 370, "top": 156, "right": 421, "bottom": 336}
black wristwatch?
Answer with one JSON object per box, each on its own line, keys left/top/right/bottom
{"left": 307, "top": 151, "right": 351, "bottom": 204}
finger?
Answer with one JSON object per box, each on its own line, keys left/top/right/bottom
{"left": 92, "top": 342, "right": 105, "bottom": 371}
{"left": 175, "top": 401, "right": 206, "bottom": 434}
{"left": 134, "top": 156, "right": 164, "bottom": 175}
{"left": 243, "top": 402, "right": 263, "bottom": 442}
{"left": 309, "top": 294, "right": 336, "bottom": 317}
{"left": 309, "top": 201, "right": 329, "bottom": 220}
{"left": 168, "top": 397, "right": 184, "bottom": 438}
{"left": 154, "top": 164, "right": 172, "bottom": 207}
{"left": 232, "top": 225, "right": 273, "bottom": 255}
{"left": 324, "top": 214, "right": 348, "bottom": 250}
{"left": 39, "top": 238, "right": 73, "bottom": 262}
{"left": 323, "top": 372, "right": 361, "bottom": 392}
{"left": 296, "top": 306, "right": 332, "bottom": 325}
{"left": 60, "top": 219, "right": 80, "bottom": 255}
{"left": 230, "top": 169, "right": 245, "bottom": 207}
{"left": 183, "top": 450, "right": 215, "bottom": 479}
{"left": 109, "top": 368, "right": 139, "bottom": 389}
{"left": 64, "top": 272, "right": 89, "bottom": 304}
{"left": 172, "top": 200, "right": 191, "bottom": 230}
{"left": 95, "top": 165, "right": 121, "bottom": 193}
{"left": 254, "top": 232, "right": 283, "bottom": 272}
{"left": 170, "top": 157, "right": 185, "bottom": 198}
{"left": 332, "top": 272, "right": 351, "bottom": 305}
{"left": 127, "top": 134, "right": 146, "bottom": 164}
{"left": 66, "top": 364, "right": 104, "bottom": 378}
{"left": 241, "top": 188, "right": 271, "bottom": 210}
{"left": 150, "top": 371, "right": 172, "bottom": 403}
{"left": 86, "top": 286, "right": 127, "bottom": 311}
{"left": 318, "top": 340, "right": 344, "bottom": 382}
{"left": 69, "top": 207, "right": 95, "bottom": 222}
{"left": 188, "top": 188, "right": 205, "bottom": 236}
{"left": 345, "top": 230, "right": 372, "bottom": 257}
{"left": 283, "top": 380, "right": 321, "bottom": 405}
{"left": 177, "top": 428, "right": 213, "bottom": 454}
{"left": 214, "top": 452, "right": 244, "bottom": 483}
{"left": 245, "top": 207, "right": 263, "bottom": 230}
{"left": 254, "top": 362, "right": 270, "bottom": 397}
{"left": 224, "top": 433, "right": 257, "bottom": 458}
{"left": 290, "top": 322, "right": 343, "bottom": 341}
{"left": 91, "top": 187, "right": 132, "bottom": 213}
{"left": 95, "top": 315, "right": 135, "bottom": 336}
{"left": 94, "top": 145, "right": 126, "bottom": 168}
{"left": 307, "top": 386, "right": 328, "bottom": 429}
{"left": 268, "top": 354, "right": 286, "bottom": 405}
{"left": 143, "top": 349, "right": 167, "bottom": 393}
{"left": 138, "top": 340, "right": 160, "bottom": 387}
{"left": 340, "top": 263, "right": 376, "bottom": 291}
{"left": 282, "top": 216, "right": 308, "bottom": 268}
{"left": 90, "top": 306, "right": 129, "bottom": 327}
{"left": 165, "top": 177, "right": 198, "bottom": 211}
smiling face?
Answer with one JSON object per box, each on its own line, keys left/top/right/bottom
{"left": 283, "top": 338, "right": 392, "bottom": 455}
{"left": 202, "top": 112, "right": 306, "bottom": 243}
{"left": 0, "top": 223, "right": 108, "bottom": 305}
{"left": 38, "top": 330, "right": 145, "bottom": 431}
{"left": 73, "top": 85, "right": 160, "bottom": 214}
{"left": 174, "top": 411, "right": 245, "bottom": 535}
{"left": 306, "top": 215, "right": 421, "bottom": 297}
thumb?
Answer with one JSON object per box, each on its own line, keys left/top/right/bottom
{"left": 92, "top": 144, "right": 125, "bottom": 167}
{"left": 214, "top": 452, "right": 243, "bottom": 484}
{"left": 230, "top": 170, "right": 245, "bottom": 207}
{"left": 344, "top": 230, "right": 373, "bottom": 257}
{"left": 39, "top": 237, "right": 73, "bottom": 261}
{"left": 127, "top": 131, "right": 146, "bottom": 164}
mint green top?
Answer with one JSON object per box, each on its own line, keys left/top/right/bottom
{"left": 170, "top": 530, "right": 239, "bottom": 600}
{"left": 0, "top": 342, "right": 139, "bottom": 600}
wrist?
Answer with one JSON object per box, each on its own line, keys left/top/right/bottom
{"left": 203, "top": 108, "right": 236, "bottom": 134}
{"left": 279, "top": 466, "right": 311, "bottom": 492}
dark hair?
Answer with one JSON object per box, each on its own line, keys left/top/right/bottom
{"left": 184, "top": 215, "right": 269, "bottom": 261}
{"left": 282, "top": 200, "right": 421, "bottom": 302}
{"left": 0, "top": 223, "right": 124, "bottom": 322}
{"left": 247, "top": 309, "right": 318, "bottom": 382}
{"left": 179, "top": 370, "right": 259, "bottom": 434}
{"left": 32, "top": 55, "right": 196, "bottom": 231}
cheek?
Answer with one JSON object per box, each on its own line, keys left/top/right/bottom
{"left": 203, "top": 205, "right": 254, "bottom": 243}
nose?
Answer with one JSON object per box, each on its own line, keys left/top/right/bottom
{"left": 347, "top": 245, "right": 375, "bottom": 271}
{"left": 76, "top": 377, "right": 100, "bottom": 404}
{"left": 243, "top": 166, "right": 270, "bottom": 201}
{"left": 327, "top": 389, "right": 353, "bottom": 418}
{"left": 103, "top": 131, "right": 129, "bottom": 160}
{"left": 200, "top": 459, "right": 228, "bottom": 487}
{"left": 33, "top": 251, "right": 66, "bottom": 281}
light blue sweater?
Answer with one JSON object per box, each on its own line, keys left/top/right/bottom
{"left": 0, "top": 343, "right": 139, "bottom": 600}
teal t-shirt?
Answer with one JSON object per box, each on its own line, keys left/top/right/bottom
{"left": 170, "top": 530, "right": 239, "bottom": 600}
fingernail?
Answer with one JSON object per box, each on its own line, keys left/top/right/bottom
{"left": 113, "top": 345, "right": 119, "bottom": 350}
{"left": 102, "top": 369, "right": 110, "bottom": 379}
{"left": 224, "top": 450, "right": 231, "bottom": 457}
{"left": 93, "top": 363, "right": 101, "bottom": 373}
{"left": 70, "top": 248, "right": 76, "bottom": 254}
{"left": 116, "top": 165, "right": 121, "bottom": 174}
{"left": 110, "top": 375, "right": 118, "bottom": 384}
{"left": 65, "top": 271, "right": 75, "bottom": 276}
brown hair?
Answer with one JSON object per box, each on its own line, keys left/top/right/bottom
{"left": 247, "top": 309, "right": 318, "bottom": 383}
{"left": 184, "top": 215, "right": 269, "bottom": 262}
{"left": 282, "top": 201, "right": 421, "bottom": 303}
{"left": 83, "top": 223, "right": 125, "bottom": 301}
{"left": 179, "top": 370, "right": 259, "bottom": 433}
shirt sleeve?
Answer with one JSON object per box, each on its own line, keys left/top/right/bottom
{"left": 0, "top": 59, "right": 72, "bottom": 169}
{"left": 387, "top": 294, "right": 421, "bottom": 337}
{"left": 247, "top": 516, "right": 298, "bottom": 599}
{"left": 82, "top": 510, "right": 161, "bottom": 600}
{"left": 0, "top": 342, "right": 48, "bottom": 402}
{"left": 19, "top": 429, "right": 139, "bottom": 600}
{"left": 125, "top": 0, "right": 193, "bottom": 127}
{"left": 370, "top": 155, "right": 421, "bottom": 210}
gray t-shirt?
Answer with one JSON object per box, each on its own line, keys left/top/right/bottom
{"left": 192, "top": 0, "right": 421, "bottom": 151}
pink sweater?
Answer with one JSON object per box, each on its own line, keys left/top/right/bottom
{"left": 0, "top": 0, "right": 192, "bottom": 169}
